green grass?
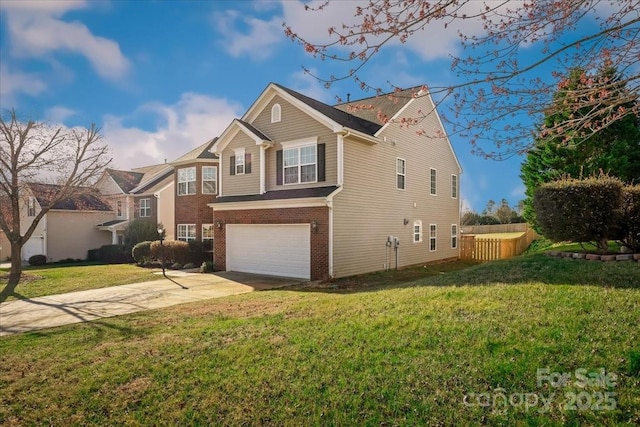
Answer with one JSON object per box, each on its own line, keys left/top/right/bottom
{"left": 1, "top": 254, "right": 639, "bottom": 426}
{"left": 0, "top": 263, "right": 164, "bottom": 301}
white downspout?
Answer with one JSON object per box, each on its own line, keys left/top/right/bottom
{"left": 260, "top": 145, "right": 266, "bottom": 194}
{"left": 42, "top": 214, "right": 47, "bottom": 260}
{"left": 337, "top": 133, "right": 344, "bottom": 187}
{"left": 326, "top": 186, "right": 344, "bottom": 278}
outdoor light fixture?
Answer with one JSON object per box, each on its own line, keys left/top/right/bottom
{"left": 310, "top": 220, "right": 318, "bottom": 232}
{"left": 157, "top": 226, "right": 166, "bottom": 278}
{"left": 403, "top": 218, "right": 409, "bottom": 225}
{"left": 215, "top": 220, "right": 224, "bottom": 230}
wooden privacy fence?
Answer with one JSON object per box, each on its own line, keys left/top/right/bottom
{"left": 460, "top": 228, "right": 536, "bottom": 261}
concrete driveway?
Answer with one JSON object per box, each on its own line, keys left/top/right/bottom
{"left": 0, "top": 271, "right": 301, "bottom": 336}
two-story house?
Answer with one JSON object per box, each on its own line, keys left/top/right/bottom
{"left": 170, "top": 139, "right": 219, "bottom": 252}
{"left": 210, "top": 83, "right": 462, "bottom": 280}
{"left": 95, "top": 164, "right": 174, "bottom": 242}
{"left": 20, "top": 183, "right": 114, "bottom": 262}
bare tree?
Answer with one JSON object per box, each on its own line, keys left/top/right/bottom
{"left": 284, "top": 0, "right": 640, "bottom": 159}
{"left": 0, "top": 109, "right": 111, "bottom": 300}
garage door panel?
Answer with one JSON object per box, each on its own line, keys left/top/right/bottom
{"left": 226, "top": 224, "right": 310, "bottom": 279}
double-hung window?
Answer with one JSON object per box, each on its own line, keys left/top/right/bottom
{"left": 451, "top": 224, "right": 458, "bottom": 249}
{"left": 202, "top": 224, "right": 215, "bottom": 251}
{"left": 202, "top": 166, "right": 217, "bottom": 194}
{"left": 139, "top": 198, "right": 151, "bottom": 217}
{"left": 430, "top": 224, "right": 437, "bottom": 251}
{"left": 116, "top": 200, "right": 123, "bottom": 217}
{"left": 178, "top": 167, "right": 196, "bottom": 195}
{"left": 451, "top": 174, "right": 458, "bottom": 198}
{"left": 235, "top": 150, "right": 245, "bottom": 175}
{"left": 177, "top": 224, "right": 196, "bottom": 242}
{"left": 27, "top": 197, "right": 35, "bottom": 217}
{"left": 284, "top": 144, "right": 316, "bottom": 184}
{"left": 430, "top": 168, "right": 437, "bottom": 195}
{"left": 414, "top": 220, "right": 422, "bottom": 243}
{"left": 396, "top": 158, "right": 406, "bottom": 190}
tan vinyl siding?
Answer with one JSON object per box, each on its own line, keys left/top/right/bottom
{"left": 222, "top": 132, "right": 261, "bottom": 196}
{"left": 251, "top": 95, "right": 338, "bottom": 190}
{"left": 47, "top": 211, "right": 113, "bottom": 261}
{"left": 332, "top": 97, "right": 460, "bottom": 278}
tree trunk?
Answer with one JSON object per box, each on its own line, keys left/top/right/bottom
{"left": 0, "top": 241, "right": 22, "bottom": 302}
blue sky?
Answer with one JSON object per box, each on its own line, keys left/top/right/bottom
{"left": 0, "top": 0, "right": 560, "bottom": 213}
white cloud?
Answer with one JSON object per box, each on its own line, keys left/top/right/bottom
{"left": 0, "top": 64, "right": 47, "bottom": 105}
{"left": 212, "top": 10, "right": 283, "bottom": 61}
{"left": 289, "top": 69, "right": 334, "bottom": 103}
{"left": 45, "top": 106, "right": 77, "bottom": 123}
{"left": 102, "top": 93, "right": 242, "bottom": 170}
{"left": 510, "top": 183, "right": 525, "bottom": 200}
{"left": 2, "top": 0, "right": 130, "bottom": 80}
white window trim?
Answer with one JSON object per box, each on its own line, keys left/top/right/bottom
{"left": 283, "top": 143, "right": 318, "bottom": 185}
{"left": 271, "top": 103, "right": 281, "bottom": 123}
{"left": 451, "top": 224, "right": 458, "bottom": 249}
{"left": 202, "top": 224, "right": 215, "bottom": 240}
{"left": 177, "top": 224, "right": 196, "bottom": 242}
{"left": 234, "top": 148, "right": 245, "bottom": 176}
{"left": 177, "top": 167, "right": 196, "bottom": 196}
{"left": 430, "top": 168, "right": 437, "bottom": 196}
{"left": 429, "top": 224, "right": 437, "bottom": 252}
{"left": 280, "top": 136, "right": 318, "bottom": 149}
{"left": 116, "top": 200, "right": 123, "bottom": 218}
{"left": 413, "top": 220, "right": 422, "bottom": 243}
{"left": 139, "top": 198, "right": 151, "bottom": 218}
{"left": 451, "top": 174, "right": 458, "bottom": 199}
{"left": 396, "top": 158, "right": 406, "bottom": 190}
{"left": 202, "top": 166, "right": 218, "bottom": 195}
{"left": 27, "top": 197, "right": 36, "bottom": 217}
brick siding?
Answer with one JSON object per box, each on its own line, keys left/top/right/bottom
{"left": 213, "top": 206, "right": 330, "bottom": 280}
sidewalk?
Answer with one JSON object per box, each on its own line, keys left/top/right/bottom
{"left": 0, "top": 271, "right": 299, "bottom": 336}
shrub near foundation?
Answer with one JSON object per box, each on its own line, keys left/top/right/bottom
{"left": 150, "top": 240, "right": 190, "bottom": 265}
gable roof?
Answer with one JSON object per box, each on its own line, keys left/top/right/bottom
{"left": 106, "top": 169, "right": 144, "bottom": 193}
{"left": 273, "top": 83, "right": 382, "bottom": 136}
{"left": 334, "top": 86, "right": 422, "bottom": 124}
{"left": 130, "top": 167, "right": 174, "bottom": 194}
{"left": 172, "top": 138, "right": 219, "bottom": 164}
{"left": 29, "top": 183, "right": 112, "bottom": 212}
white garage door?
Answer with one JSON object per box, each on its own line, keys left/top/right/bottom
{"left": 226, "top": 224, "right": 310, "bottom": 279}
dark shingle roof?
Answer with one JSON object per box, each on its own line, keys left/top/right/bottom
{"left": 213, "top": 186, "right": 340, "bottom": 204}
{"left": 29, "top": 183, "right": 112, "bottom": 212}
{"left": 273, "top": 83, "right": 382, "bottom": 136}
{"left": 131, "top": 167, "right": 174, "bottom": 194}
{"left": 334, "top": 86, "right": 423, "bottom": 124}
{"left": 107, "top": 169, "right": 144, "bottom": 193}
{"left": 237, "top": 119, "right": 271, "bottom": 141}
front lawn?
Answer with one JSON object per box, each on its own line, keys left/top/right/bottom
{"left": 1, "top": 254, "right": 639, "bottom": 425}
{"left": 0, "top": 263, "right": 165, "bottom": 301}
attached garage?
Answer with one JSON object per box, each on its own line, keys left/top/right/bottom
{"left": 226, "top": 224, "right": 310, "bottom": 279}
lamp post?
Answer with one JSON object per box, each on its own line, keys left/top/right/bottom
{"left": 157, "top": 226, "right": 166, "bottom": 278}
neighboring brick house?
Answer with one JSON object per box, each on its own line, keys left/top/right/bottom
{"left": 209, "top": 82, "right": 462, "bottom": 280}
{"left": 170, "top": 139, "right": 219, "bottom": 252}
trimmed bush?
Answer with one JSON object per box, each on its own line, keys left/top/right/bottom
{"left": 87, "top": 248, "right": 101, "bottom": 261}
{"left": 28, "top": 254, "right": 47, "bottom": 266}
{"left": 98, "top": 244, "right": 133, "bottom": 264}
{"left": 187, "top": 241, "right": 208, "bottom": 265}
{"left": 132, "top": 241, "right": 153, "bottom": 264}
{"left": 123, "top": 219, "right": 162, "bottom": 254}
{"left": 533, "top": 176, "right": 623, "bottom": 251}
{"left": 150, "top": 240, "right": 190, "bottom": 265}
{"left": 618, "top": 185, "right": 640, "bottom": 252}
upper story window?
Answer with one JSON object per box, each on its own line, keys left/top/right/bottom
{"left": 396, "top": 158, "right": 406, "bottom": 190}
{"left": 413, "top": 220, "right": 422, "bottom": 243}
{"left": 430, "top": 168, "right": 437, "bottom": 195}
{"left": 234, "top": 148, "right": 245, "bottom": 175}
{"left": 271, "top": 103, "right": 281, "bottom": 123}
{"left": 451, "top": 224, "right": 458, "bottom": 249}
{"left": 177, "top": 167, "right": 196, "bottom": 195}
{"left": 230, "top": 149, "right": 251, "bottom": 176}
{"left": 284, "top": 144, "right": 316, "bottom": 184}
{"left": 116, "top": 200, "right": 123, "bottom": 217}
{"left": 177, "top": 224, "right": 196, "bottom": 242}
{"left": 430, "top": 224, "right": 437, "bottom": 251}
{"left": 451, "top": 174, "right": 458, "bottom": 198}
{"left": 27, "top": 197, "right": 35, "bottom": 217}
{"left": 202, "top": 166, "right": 218, "bottom": 194}
{"left": 139, "top": 198, "right": 151, "bottom": 217}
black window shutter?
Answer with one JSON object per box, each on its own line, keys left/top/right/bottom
{"left": 276, "top": 150, "right": 283, "bottom": 185}
{"left": 245, "top": 153, "right": 251, "bottom": 174}
{"left": 317, "top": 143, "right": 326, "bottom": 182}
{"left": 230, "top": 156, "right": 236, "bottom": 175}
